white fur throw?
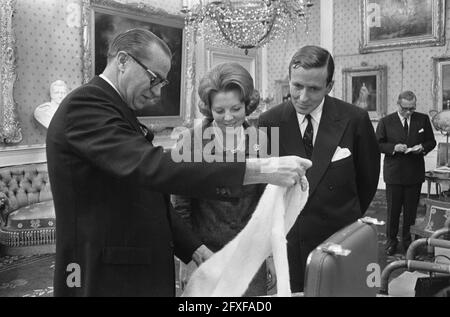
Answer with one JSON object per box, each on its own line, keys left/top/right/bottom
{"left": 182, "top": 179, "right": 309, "bottom": 297}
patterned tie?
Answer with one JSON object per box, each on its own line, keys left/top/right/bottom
{"left": 303, "top": 114, "right": 314, "bottom": 159}
{"left": 404, "top": 118, "right": 409, "bottom": 137}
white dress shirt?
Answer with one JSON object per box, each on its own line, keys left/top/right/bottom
{"left": 99, "top": 74, "right": 123, "bottom": 100}
{"left": 397, "top": 111, "right": 411, "bottom": 129}
{"left": 296, "top": 98, "right": 325, "bottom": 145}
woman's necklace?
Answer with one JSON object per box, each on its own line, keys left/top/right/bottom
{"left": 212, "top": 121, "right": 245, "bottom": 153}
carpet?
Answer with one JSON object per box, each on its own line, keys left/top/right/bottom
{"left": 366, "top": 191, "right": 430, "bottom": 272}
{"left": 0, "top": 254, "right": 54, "bottom": 297}
{"left": 0, "top": 190, "right": 435, "bottom": 297}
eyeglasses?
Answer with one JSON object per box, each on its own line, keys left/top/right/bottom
{"left": 399, "top": 105, "right": 416, "bottom": 112}
{"left": 126, "top": 52, "right": 169, "bottom": 89}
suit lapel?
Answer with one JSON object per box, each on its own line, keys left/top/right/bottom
{"left": 92, "top": 76, "right": 152, "bottom": 140}
{"left": 280, "top": 102, "right": 306, "bottom": 158}
{"left": 307, "top": 96, "right": 348, "bottom": 196}
{"left": 408, "top": 112, "right": 418, "bottom": 143}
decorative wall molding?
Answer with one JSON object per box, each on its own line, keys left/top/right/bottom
{"left": 0, "top": 0, "right": 22, "bottom": 144}
{"left": 320, "top": 0, "right": 334, "bottom": 55}
{"left": 0, "top": 144, "right": 46, "bottom": 167}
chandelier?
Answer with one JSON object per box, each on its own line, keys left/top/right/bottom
{"left": 181, "top": 0, "right": 314, "bottom": 54}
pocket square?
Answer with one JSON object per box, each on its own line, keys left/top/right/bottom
{"left": 418, "top": 128, "right": 424, "bottom": 133}
{"left": 331, "top": 146, "right": 352, "bottom": 162}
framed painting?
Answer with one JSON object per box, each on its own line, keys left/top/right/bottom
{"left": 274, "top": 76, "right": 290, "bottom": 105}
{"left": 0, "top": 0, "right": 22, "bottom": 144}
{"left": 360, "top": 0, "right": 446, "bottom": 53}
{"left": 342, "top": 65, "right": 387, "bottom": 120}
{"left": 432, "top": 57, "right": 450, "bottom": 111}
{"left": 81, "top": 0, "right": 192, "bottom": 131}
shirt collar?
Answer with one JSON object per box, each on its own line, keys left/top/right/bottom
{"left": 397, "top": 111, "right": 411, "bottom": 123}
{"left": 99, "top": 74, "right": 123, "bottom": 99}
{"left": 296, "top": 98, "right": 325, "bottom": 124}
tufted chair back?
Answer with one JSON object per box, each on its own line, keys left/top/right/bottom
{"left": 0, "top": 163, "right": 52, "bottom": 214}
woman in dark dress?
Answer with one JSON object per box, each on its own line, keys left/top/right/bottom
{"left": 172, "top": 62, "right": 274, "bottom": 296}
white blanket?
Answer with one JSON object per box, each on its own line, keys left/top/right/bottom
{"left": 182, "top": 179, "right": 309, "bottom": 297}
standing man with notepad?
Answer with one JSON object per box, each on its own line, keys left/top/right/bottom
{"left": 376, "top": 91, "right": 436, "bottom": 255}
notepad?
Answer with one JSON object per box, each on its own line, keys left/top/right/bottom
{"left": 405, "top": 144, "right": 422, "bottom": 154}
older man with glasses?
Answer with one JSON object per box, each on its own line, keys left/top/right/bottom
{"left": 46, "top": 28, "right": 311, "bottom": 297}
{"left": 376, "top": 91, "right": 436, "bottom": 256}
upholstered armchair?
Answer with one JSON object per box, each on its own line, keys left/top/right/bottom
{"left": 0, "top": 163, "right": 55, "bottom": 255}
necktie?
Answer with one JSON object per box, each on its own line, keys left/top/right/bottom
{"left": 404, "top": 118, "right": 409, "bottom": 137}
{"left": 303, "top": 114, "right": 314, "bottom": 159}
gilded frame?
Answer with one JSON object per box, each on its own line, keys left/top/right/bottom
{"left": 0, "top": 0, "right": 22, "bottom": 144}
{"left": 360, "top": 0, "right": 446, "bottom": 53}
{"left": 342, "top": 65, "right": 387, "bottom": 120}
{"left": 432, "top": 56, "right": 450, "bottom": 111}
{"left": 81, "top": 0, "right": 194, "bottom": 131}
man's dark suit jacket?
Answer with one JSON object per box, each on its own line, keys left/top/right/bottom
{"left": 46, "top": 76, "right": 246, "bottom": 297}
{"left": 376, "top": 111, "right": 436, "bottom": 185}
{"left": 258, "top": 95, "right": 380, "bottom": 291}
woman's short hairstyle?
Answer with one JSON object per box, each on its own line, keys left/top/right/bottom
{"left": 198, "top": 62, "right": 260, "bottom": 119}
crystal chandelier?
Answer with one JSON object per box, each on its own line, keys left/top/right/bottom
{"left": 181, "top": 0, "right": 314, "bottom": 54}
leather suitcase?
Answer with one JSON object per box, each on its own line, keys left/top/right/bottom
{"left": 303, "top": 217, "right": 381, "bottom": 297}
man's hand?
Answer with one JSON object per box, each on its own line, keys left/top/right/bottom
{"left": 394, "top": 144, "right": 407, "bottom": 153}
{"left": 410, "top": 144, "right": 424, "bottom": 154}
{"left": 192, "top": 244, "right": 213, "bottom": 266}
{"left": 244, "top": 156, "right": 312, "bottom": 189}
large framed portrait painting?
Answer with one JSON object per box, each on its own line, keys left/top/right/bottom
{"left": 360, "top": 0, "right": 446, "bottom": 53}
{"left": 81, "top": 0, "right": 191, "bottom": 131}
{"left": 342, "top": 65, "right": 387, "bottom": 120}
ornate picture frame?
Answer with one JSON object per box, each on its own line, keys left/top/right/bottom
{"left": 0, "top": 0, "right": 22, "bottom": 144}
{"left": 274, "top": 76, "right": 290, "bottom": 105}
{"left": 432, "top": 56, "right": 450, "bottom": 111}
{"left": 81, "top": 0, "right": 193, "bottom": 131}
{"left": 360, "top": 0, "right": 446, "bottom": 53}
{"left": 342, "top": 65, "right": 387, "bottom": 120}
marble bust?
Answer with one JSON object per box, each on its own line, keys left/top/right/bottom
{"left": 34, "top": 80, "right": 69, "bottom": 128}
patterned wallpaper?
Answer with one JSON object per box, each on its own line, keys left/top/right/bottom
{"left": 1, "top": 0, "right": 321, "bottom": 150}
{"left": 9, "top": 0, "right": 83, "bottom": 147}
{"left": 334, "top": 0, "right": 450, "bottom": 189}
{"left": 0, "top": 0, "right": 182, "bottom": 150}
{"left": 334, "top": 0, "right": 450, "bottom": 115}
{"left": 265, "top": 2, "right": 321, "bottom": 101}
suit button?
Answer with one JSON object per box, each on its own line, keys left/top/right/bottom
{"left": 328, "top": 185, "right": 333, "bottom": 190}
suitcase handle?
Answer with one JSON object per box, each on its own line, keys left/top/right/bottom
{"left": 317, "top": 243, "right": 351, "bottom": 256}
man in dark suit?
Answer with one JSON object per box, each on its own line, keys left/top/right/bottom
{"left": 258, "top": 45, "right": 380, "bottom": 292}
{"left": 376, "top": 91, "right": 436, "bottom": 255}
{"left": 46, "top": 29, "right": 310, "bottom": 296}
